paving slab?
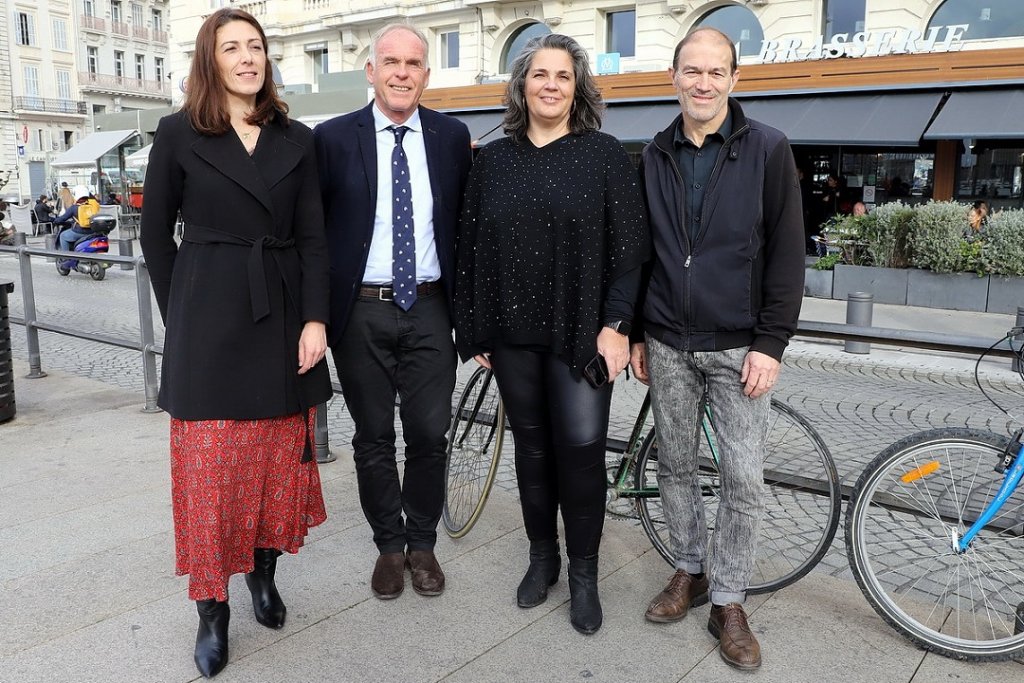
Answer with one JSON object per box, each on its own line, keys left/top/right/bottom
{"left": 4, "top": 354, "right": 1024, "bottom": 682}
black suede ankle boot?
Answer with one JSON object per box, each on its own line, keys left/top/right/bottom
{"left": 245, "top": 548, "right": 286, "bottom": 629}
{"left": 194, "top": 599, "right": 229, "bottom": 678}
{"left": 567, "top": 555, "right": 602, "bottom": 635}
{"left": 517, "top": 539, "right": 561, "bottom": 608}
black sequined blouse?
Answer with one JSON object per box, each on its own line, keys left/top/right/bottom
{"left": 454, "top": 130, "right": 649, "bottom": 377}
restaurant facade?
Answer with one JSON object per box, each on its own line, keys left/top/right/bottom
{"left": 154, "top": 1, "right": 1024, "bottom": 211}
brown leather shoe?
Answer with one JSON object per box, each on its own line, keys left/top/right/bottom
{"left": 708, "top": 603, "right": 761, "bottom": 670}
{"left": 407, "top": 550, "right": 445, "bottom": 596}
{"left": 644, "top": 570, "right": 709, "bottom": 623}
{"left": 371, "top": 552, "right": 406, "bottom": 600}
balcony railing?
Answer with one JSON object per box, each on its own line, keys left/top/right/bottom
{"left": 14, "top": 97, "right": 88, "bottom": 115}
{"left": 132, "top": 25, "right": 149, "bottom": 40}
{"left": 78, "top": 71, "right": 171, "bottom": 97}
{"left": 111, "top": 20, "right": 130, "bottom": 36}
{"left": 81, "top": 15, "right": 106, "bottom": 31}
{"left": 152, "top": 28, "right": 168, "bottom": 43}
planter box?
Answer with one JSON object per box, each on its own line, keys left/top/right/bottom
{"left": 803, "top": 267, "right": 833, "bottom": 298}
{"left": 907, "top": 270, "right": 988, "bottom": 312}
{"left": 987, "top": 276, "right": 1024, "bottom": 315}
{"left": 833, "top": 264, "right": 908, "bottom": 305}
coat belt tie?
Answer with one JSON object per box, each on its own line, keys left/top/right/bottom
{"left": 181, "top": 224, "right": 295, "bottom": 323}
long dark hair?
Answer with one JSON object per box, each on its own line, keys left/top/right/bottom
{"left": 183, "top": 8, "right": 288, "bottom": 135}
{"left": 503, "top": 33, "right": 604, "bottom": 143}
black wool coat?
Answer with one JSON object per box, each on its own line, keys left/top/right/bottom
{"left": 140, "top": 110, "right": 332, "bottom": 420}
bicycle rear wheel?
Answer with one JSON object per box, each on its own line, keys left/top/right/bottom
{"left": 846, "top": 428, "right": 1024, "bottom": 662}
{"left": 635, "top": 399, "right": 840, "bottom": 594}
{"left": 442, "top": 367, "right": 505, "bottom": 538}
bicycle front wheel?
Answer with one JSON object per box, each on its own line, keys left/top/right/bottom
{"left": 846, "top": 428, "right": 1024, "bottom": 662}
{"left": 636, "top": 399, "right": 840, "bottom": 594}
{"left": 442, "top": 367, "right": 505, "bottom": 538}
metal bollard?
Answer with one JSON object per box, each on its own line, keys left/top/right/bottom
{"left": 845, "top": 291, "right": 873, "bottom": 354}
{"left": 117, "top": 238, "right": 135, "bottom": 270}
{"left": 315, "top": 401, "right": 336, "bottom": 463}
{"left": 44, "top": 234, "right": 56, "bottom": 262}
{"left": 1014, "top": 307, "right": 1024, "bottom": 373}
{"left": 0, "top": 281, "right": 16, "bottom": 423}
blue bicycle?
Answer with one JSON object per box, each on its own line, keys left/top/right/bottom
{"left": 846, "top": 329, "right": 1024, "bottom": 661}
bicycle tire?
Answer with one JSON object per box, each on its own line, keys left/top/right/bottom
{"left": 635, "top": 399, "right": 840, "bottom": 594}
{"left": 846, "top": 428, "right": 1024, "bottom": 662}
{"left": 442, "top": 366, "right": 505, "bottom": 538}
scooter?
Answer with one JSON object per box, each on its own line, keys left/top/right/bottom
{"left": 54, "top": 215, "right": 117, "bottom": 281}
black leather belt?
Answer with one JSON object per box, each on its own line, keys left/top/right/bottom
{"left": 359, "top": 281, "right": 442, "bottom": 302}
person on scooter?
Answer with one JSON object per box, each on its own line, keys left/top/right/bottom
{"left": 54, "top": 185, "right": 101, "bottom": 251}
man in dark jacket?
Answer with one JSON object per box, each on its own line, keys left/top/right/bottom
{"left": 630, "top": 28, "right": 804, "bottom": 670}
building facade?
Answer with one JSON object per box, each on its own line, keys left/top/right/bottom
{"left": 153, "top": 0, "right": 1023, "bottom": 212}
{"left": 0, "top": 0, "right": 171, "bottom": 202}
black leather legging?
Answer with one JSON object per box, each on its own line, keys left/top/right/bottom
{"left": 490, "top": 346, "right": 612, "bottom": 559}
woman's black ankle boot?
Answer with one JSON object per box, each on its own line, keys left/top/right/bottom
{"left": 194, "top": 599, "right": 230, "bottom": 678}
{"left": 245, "top": 548, "right": 286, "bottom": 629}
{"left": 517, "top": 539, "right": 561, "bottom": 608}
{"left": 567, "top": 555, "right": 602, "bottom": 635}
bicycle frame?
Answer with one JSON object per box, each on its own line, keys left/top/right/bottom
{"left": 606, "top": 390, "right": 719, "bottom": 500}
{"left": 957, "top": 435, "right": 1024, "bottom": 552}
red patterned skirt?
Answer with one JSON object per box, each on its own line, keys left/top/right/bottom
{"left": 170, "top": 408, "right": 326, "bottom": 601}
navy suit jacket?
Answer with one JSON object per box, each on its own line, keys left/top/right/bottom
{"left": 314, "top": 103, "right": 473, "bottom": 345}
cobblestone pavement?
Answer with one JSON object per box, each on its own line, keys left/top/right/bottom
{"left": 3, "top": 245, "right": 1023, "bottom": 587}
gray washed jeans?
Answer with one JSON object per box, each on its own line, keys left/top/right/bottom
{"left": 647, "top": 337, "right": 770, "bottom": 605}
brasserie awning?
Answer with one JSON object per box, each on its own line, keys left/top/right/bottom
{"left": 738, "top": 92, "right": 945, "bottom": 146}
{"left": 924, "top": 89, "right": 1024, "bottom": 140}
{"left": 51, "top": 129, "right": 139, "bottom": 168}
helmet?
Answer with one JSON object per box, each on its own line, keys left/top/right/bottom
{"left": 72, "top": 185, "right": 91, "bottom": 201}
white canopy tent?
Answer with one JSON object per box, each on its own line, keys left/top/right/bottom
{"left": 125, "top": 144, "right": 152, "bottom": 168}
{"left": 51, "top": 130, "right": 140, "bottom": 168}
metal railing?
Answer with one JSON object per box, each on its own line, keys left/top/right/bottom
{"left": 0, "top": 244, "right": 160, "bottom": 412}
{"left": 13, "top": 97, "right": 88, "bottom": 115}
{"left": 0, "top": 242, "right": 334, "bottom": 460}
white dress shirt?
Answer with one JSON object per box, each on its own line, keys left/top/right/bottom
{"left": 363, "top": 104, "right": 440, "bottom": 285}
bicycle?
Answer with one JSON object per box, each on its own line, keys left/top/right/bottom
{"left": 845, "top": 328, "right": 1024, "bottom": 661}
{"left": 444, "top": 365, "right": 841, "bottom": 594}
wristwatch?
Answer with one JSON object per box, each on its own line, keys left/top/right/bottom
{"left": 605, "top": 320, "right": 632, "bottom": 336}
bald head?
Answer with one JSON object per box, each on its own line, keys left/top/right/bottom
{"left": 673, "top": 28, "right": 737, "bottom": 73}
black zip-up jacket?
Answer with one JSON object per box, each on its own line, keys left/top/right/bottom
{"left": 635, "top": 98, "right": 804, "bottom": 361}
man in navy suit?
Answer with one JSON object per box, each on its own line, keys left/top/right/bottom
{"left": 314, "top": 23, "right": 472, "bottom": 600}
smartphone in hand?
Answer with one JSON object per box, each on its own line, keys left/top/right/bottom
{"left": 582, "top": 354, "right": 609, "bottom": 389}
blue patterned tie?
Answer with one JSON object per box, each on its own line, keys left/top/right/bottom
{"left": 389, "top": 125, "right": 416, "bottom": 311}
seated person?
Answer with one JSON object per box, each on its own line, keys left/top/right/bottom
{"left": 34, "top": 195, "right": 56, "bottom": 230}
{"left": 852, "top": 201, "right": 867, "bottom": 217}
{"left": 54, "top": 186, "right": 101, "bottom": 251}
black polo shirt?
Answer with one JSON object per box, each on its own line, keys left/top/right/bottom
{"left": 673, "top": 110, "right": 733, "bottom": 243}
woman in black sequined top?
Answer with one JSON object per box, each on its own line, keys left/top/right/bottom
{"left": 454, "top": 33, "right": 648, "bottom": 636}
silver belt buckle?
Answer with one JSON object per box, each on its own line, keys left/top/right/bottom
{"left": 378, "top": 286, "right": 394, "bottom": 302}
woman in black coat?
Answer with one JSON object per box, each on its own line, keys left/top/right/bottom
{"left": 140, "top": 8, "right": 331, "bottom": 678}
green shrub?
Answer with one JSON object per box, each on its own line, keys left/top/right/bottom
{"left": 908, "top": 201, "right": 980, "bottom": 274}
{"left": 862, "top": 201, "right": 914, "bottom": 268}
{"left": 812, "top": 253, "right": 842, "bottom": 271}
{"left": 981, "top": 209, "right": 1024, "bottom": 276}
{"left": 819, "top": 213, "right": 872, "bottom": 265}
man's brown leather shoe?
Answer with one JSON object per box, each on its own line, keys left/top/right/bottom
{"left": 708, "top": 603, "right": 761, "bottom": 670}
{"left": 371, "top": 552, "right": 406, "bottom": 600}
{"left": 644, "top": 570, "right": 709, "bottom": 623}
{"left": 407, "top": 550, "right": 445, "bottom": 596}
